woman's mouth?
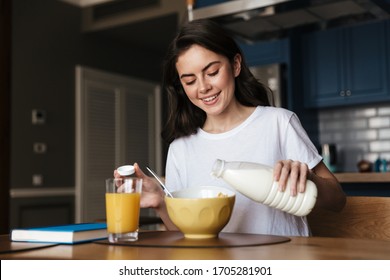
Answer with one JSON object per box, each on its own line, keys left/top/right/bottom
{"left": 201, "top": 93, "right": 220, "bottom": 103}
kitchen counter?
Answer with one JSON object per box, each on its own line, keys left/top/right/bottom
{"left": 334, "top": 172, "right": 390, "bottom": 183}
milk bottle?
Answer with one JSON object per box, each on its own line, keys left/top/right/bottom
{"left": 211, "top": 159, "right": 317, "bottom": 216}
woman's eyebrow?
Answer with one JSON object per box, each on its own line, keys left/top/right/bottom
{"left": 179, "top": 61, "right": 221, "bottom": 79}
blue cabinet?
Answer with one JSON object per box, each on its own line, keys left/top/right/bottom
{"left": 239, "top": 39, "right": 289, "bottom": 66}
{"left": 194, "top": 0, "right": 226, "bottom": 8}
{"left": 303, "top": 20, "right": 390, "bottom": 108}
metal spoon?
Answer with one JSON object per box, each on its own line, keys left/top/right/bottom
{"left": 146, "top": 166, "right": 174, "bottom": 198}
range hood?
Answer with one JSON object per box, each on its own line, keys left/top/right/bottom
{"left": 192, "top": 0, "right": 390, "bottom": 41}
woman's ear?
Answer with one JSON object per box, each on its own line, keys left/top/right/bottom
{"left": 233, "top": 54, "right": 242, "bottom": 77}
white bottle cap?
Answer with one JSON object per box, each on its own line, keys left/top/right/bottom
{"left": 117, "top": 165, "right": 135, "bottom": 176}
{"left": 211, "top": 159, "right": 225, "bottom": 178}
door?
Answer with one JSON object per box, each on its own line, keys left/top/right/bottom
{"left": 75, "top": 66, "right": 162, "bottom": 223}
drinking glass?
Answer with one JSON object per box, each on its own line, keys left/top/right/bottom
{"left": 105, "top": 177, "right": 142, "bottom": 242}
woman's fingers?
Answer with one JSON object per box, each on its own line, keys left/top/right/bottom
{"left": 298, "top": 162, "right": 309, "bottom": 193}
{"left": 134, "top": 162, "right": 149, "bottom": 179}
{"left": 274, "top": 160, "right": 309, "bottom": 195}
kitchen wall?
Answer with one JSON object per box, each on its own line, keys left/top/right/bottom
{"left": 319, "top": 103, "right": 390, "bottom": 172}
{"left": 11, "top": 0, "right": 165, "bottom": 189}
{"left": 8, "top": 0, "right": 172, "bottom": 228}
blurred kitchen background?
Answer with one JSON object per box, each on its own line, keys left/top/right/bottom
{"left": 1, "top": 0, "right": 390, "bottom": 234}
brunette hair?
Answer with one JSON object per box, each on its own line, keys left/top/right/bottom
{"left": 161, "top": 19, "right": 271, "bottom": 144}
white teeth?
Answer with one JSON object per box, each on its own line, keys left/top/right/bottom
{"left": 202, "top": 94, "right": 218, "bottom": 102}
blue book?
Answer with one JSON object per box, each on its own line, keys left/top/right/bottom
{"left": 10, "top": 223, "right": 108, "bottom": 244}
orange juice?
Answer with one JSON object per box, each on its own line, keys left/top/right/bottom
{"left": 105, "top": 192, "right": 140, "bottom": 233}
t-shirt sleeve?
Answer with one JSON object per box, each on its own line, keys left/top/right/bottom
{"left": 284, "top": 113, "right": 322, "bottom": 169}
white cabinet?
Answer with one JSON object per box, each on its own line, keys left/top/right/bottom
{"left": 75, "top": 66, "right": 162, "bottom": 223}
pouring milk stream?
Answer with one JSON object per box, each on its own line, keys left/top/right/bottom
{"left": 211, "top": 159, "right": 318, "bottom": 216}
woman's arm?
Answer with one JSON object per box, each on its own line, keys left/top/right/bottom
{"left": 274, "top": 160, "right": 346, "bottom": 212}
{"left": 309, "top": 161, "right": 346, "bottom": 212}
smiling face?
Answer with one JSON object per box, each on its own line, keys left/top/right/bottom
{"left": 176, "top": 44, "right": 241, "bottom": 117}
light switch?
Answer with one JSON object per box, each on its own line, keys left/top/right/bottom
{"left": 32, "top": 174, "right": 43, "bottom": 186}
{"left": 33, "top": 142, "right": 47, "bottom": 154}
{"left": 32, "top": 109, "right": 46, "bottom": 125}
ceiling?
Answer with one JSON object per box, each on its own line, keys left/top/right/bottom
{"left": 86, "top": 0, "right": 390, "bottom": 49}
{"left": 71, "top": 0, "right": 187, "bottom": 55}
{"left": 84, "top": 13, "right": 180, "bottom": 55}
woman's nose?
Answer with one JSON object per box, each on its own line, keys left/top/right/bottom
{"left": 199, "top": 80, "right": 211, "bottom": 94}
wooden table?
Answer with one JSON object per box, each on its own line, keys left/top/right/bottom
{"left": 1, "top": 232, "right": 389, "bottom": 260}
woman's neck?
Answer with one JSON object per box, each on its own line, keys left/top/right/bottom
{"left": 202, "top": 104, "right": 256, "bottom": 134}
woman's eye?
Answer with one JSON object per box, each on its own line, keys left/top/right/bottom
{"left": 208, "top": 70, "right": 219, "bottom": 77}
{"left": 185, "top": 80, "right": 195, "bottom": 86}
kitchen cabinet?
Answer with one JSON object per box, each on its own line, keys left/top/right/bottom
{"left": 239, "top": 39, "right": 289, "bottom": 66}
{"left": 335, "top": 172, "right": 390, "bottom": 183}
{"left": 10, "top": 195, "right": 75, "bottom": 229}
{"left": 303, "top": 20, "right": 390, "bottom": 108}
{"left": 194, "top": 0, "right": 225, "bottom": 7}
{"left": 335, "top": 172, "right": 390, "bottom": 197}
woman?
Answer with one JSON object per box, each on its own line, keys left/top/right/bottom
{"left": 115, "top": 19, "right": 346, "bottom": 236}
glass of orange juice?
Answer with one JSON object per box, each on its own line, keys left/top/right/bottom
{"left": 105, "top": 177, "right": 142, "bottom": 242}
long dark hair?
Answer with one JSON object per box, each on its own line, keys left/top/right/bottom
{"left": 161, "top": 19, "right": 271, "bottom": 144}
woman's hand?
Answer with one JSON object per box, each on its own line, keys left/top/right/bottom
{"left": 114, "top": 163, "right": 178, "bottom": 230}
{"left": 113, "top": 163, "right": 165, "bottom": 209}
{"left": 273, "top": 160, "right": 346, "bottom": 212}
{"left": 273, "top": 160, "right": 312, "bottom": 196}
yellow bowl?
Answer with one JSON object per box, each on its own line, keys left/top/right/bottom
{"left": 165, "top": 186, "right": 235, "bottom": 239}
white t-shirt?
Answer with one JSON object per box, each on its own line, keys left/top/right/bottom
{"left": 165, "top": 106, "right": 322, "bottom": 236}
